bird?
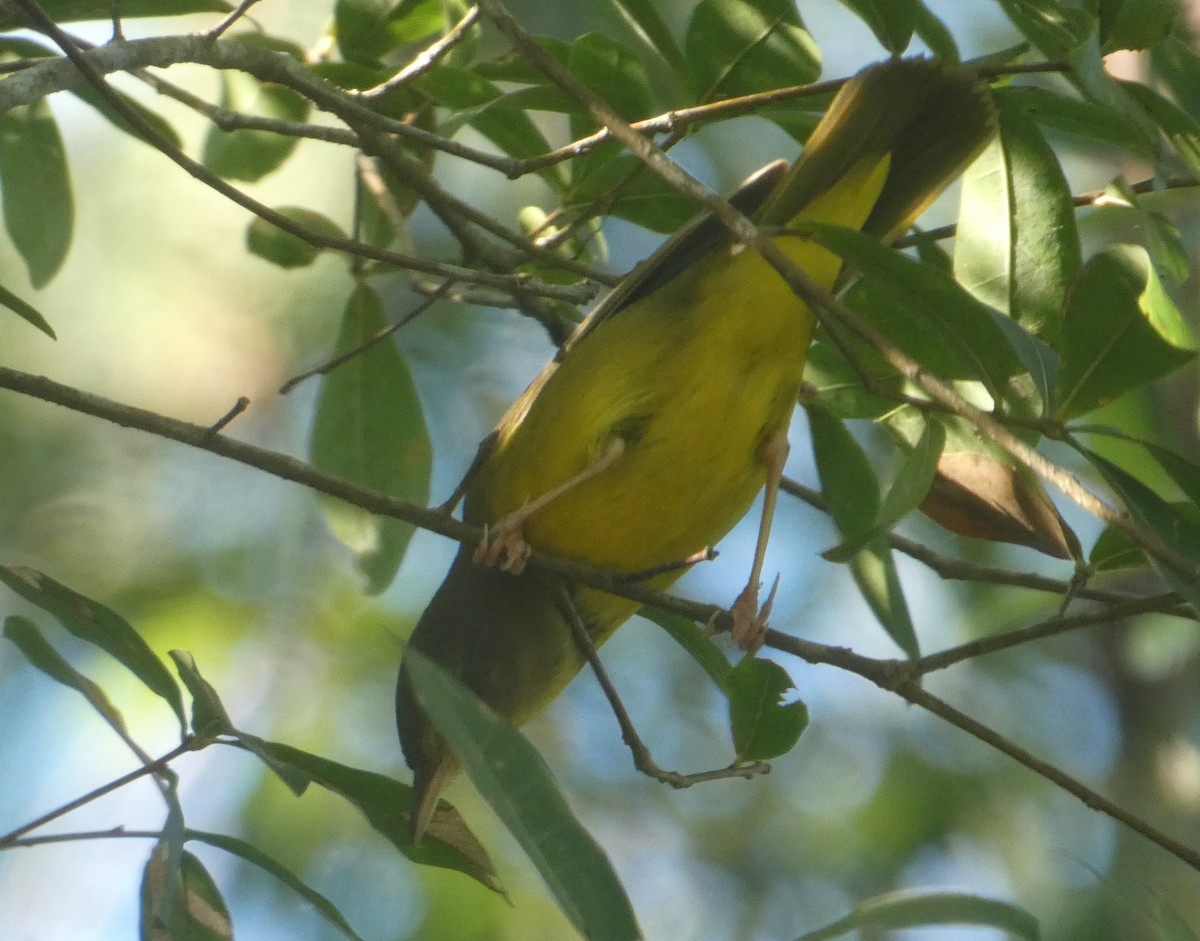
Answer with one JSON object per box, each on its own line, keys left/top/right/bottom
{"left": 397, "top": 56, "right": 997, "bottom": 841}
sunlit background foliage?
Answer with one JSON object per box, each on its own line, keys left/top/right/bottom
{"left": 1, "top": 1, "right": 1200, "bottom": 939}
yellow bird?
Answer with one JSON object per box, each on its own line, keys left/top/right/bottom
{"left": 397, "top": 57, "right": 996, "bottom": 841}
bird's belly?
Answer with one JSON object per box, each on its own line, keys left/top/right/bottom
{"left": 518, "top": 246, "right": 813, "bottom": 574}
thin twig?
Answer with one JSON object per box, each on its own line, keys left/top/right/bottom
{"left": 2, "top": 11, "right": 592, "bottom": 305}
{"left": 278, "top": 282, "right": 456, "bottom": 394}
{"left": 354, "top": 5, "right": 481, "bottom": 99}
{"left": 204, "top": 0, "right": 265, "bottom": 41}
{"left": 554, "top": 585, "right": 769, "bottom": 787}
{"left": 0, "top": 739, "right": 201, "bottom": 847}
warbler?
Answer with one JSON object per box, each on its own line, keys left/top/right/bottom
{"left": 397, "top": 57, "right": 997, "bottom": 841}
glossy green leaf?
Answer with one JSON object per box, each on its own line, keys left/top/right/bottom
{"left": 246, "top": 207, "right": 346, "bottom": 269}
{"left": 641, "top": 606, "right": 732, "bottom": 690}
{"left": 999, "top": 84, "right": 1156, "bottom": 160}
{"left": 834, "top": 0, "right": 916, "bottom": 54}
{"left": 310, "top": 282, "right": 432, "bottom": 594}
{"left": 202, "top": 64, "right": 310, "bottom": 182}
{"left": 566, "top": 149, "right": 697, "bottom": 233}
{"left": 825, "top": 419, "right": 944, "bottom": 562}
{"left": 70, "top": 80, "right": 183, "bottom": 153}
{"left": 1121, "top": 80, "right": 1200, "bottom": 179}
{"left": 248, "top": 737, "right": 502, "bottom": 891}
{"left": 808, "top": 222, "right": 1024, "bottom": 402}
{"left": 995, "top": 0, "right": 1094, "bottom": 57}
{"left": 185, "top": 830, "right": 367, "bottom": 941}
{"left": 1084, "top": 449, "right": 1200, "bottom": 615}
{"left": 988, "top": 308, "right": 1059, "bottom": 412}
{"left": 0, "top": 96, "right": 72, "bottom": 288}
{"left": 141, "top": 847, "right": 232, "bottom": 941}
{"left": 568, "top": 32, "right": 653, "bottom": 122}
{"left": 806, "top": 404, "right": 918, "bottom": 657}
{"left": 416, "top": 66, "right": 560, "bottom": 183}
{"left": 0, "top": 281, "right": 54, "bottom": 338}
{"left": 0, "top": 0, "right": 229, "bottom": 27}
{"left": 335, "top": 0, "right": 446, "bottom": 65}
{"left": 794, "top": 888, "right": 1040, "bottom": 941}
{"left": 956, "top": 92, "right": 1081, "bottom": 347}
{"left": 727, "top": 656, "right": 808, "bottom": 762}
{"left": 0, "top": 564, "right": 185, "bottom": 730}
{"left": 685, "top": 0, "right": 820, "bottom": 102}
{"left": 608, "top": 0, "right": 687, "bottom": 73}
{"left": 3, "top": 615, "right": 127, "bottom": 733}
{"left": 1090, "top": 179, "right": 1189, "bottom": 286}
{"left": 1151, "top": 35, "right": 1200, "bottom": 122}
{"left": 801, "top": 341, "right": 901, "bottom": 420}
{"left": 406, "top": 652, "right": 641, "bottom": 941}
{"left": 1098, "top": 0, "right": 1177, "bottom": 54}
{"left": 911, "top": 0, "right": 960, "bottom": 61}
{"left": 1089, "top": 524, "right": 1144, "bottom": 572}
{"left": 1057, "top": 245, "right": 1197, "bottom": 418}
{"left": 167, "top": 650, "right": 235, "bottom": 738}
{"left": 1147, "top": 444, "right": 1200, "bottom": 507}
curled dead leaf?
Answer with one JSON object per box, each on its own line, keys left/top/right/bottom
{"left": 920, "top": 451, "right": 1078, "bottom": 560}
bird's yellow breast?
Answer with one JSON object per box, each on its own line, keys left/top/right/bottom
{"left": 468, "top": 154, "right": 890, "bottom": 589}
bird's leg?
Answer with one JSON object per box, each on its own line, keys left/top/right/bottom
{"left": 474, "top": 436, "right": 626, "bottom": 575}
{"left": 730, "top": 431, "right": 789, "bottom": 653}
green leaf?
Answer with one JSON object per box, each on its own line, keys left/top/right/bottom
{"left": 0, "top": 281, "right": 54, "bottom": 338}
{"left": 685, "top": 0, "right": 820, "bottom": 102}
{"left": 988, "top": 308, "right": 1059, "bottom": 412}
{"left": 911, "top": 0, "right": 960, "bottom": 61}
{"left": 997, "top": 84, "right": 1156, "bottom": 161}
{"left": 70, "top": 81, "right": 183, "bottom": 153}
{"left": 184, "top": 830, "right": 366, "bottom": 941}
{"left": 167, "top": 650, "right": 235, "bottom": 738}
{"left": 1147, "top": 444, "right": 1200, "bottom": 507}
{"left": 334, "top": 0, "right": 447, "bottom": 65}
{"left": 955, "top": 92, "right": 1081, "bottom": 347}
{"left": 0, "top": 0, "right": 230, "bottom": 27}
{"left": 1084, "top": 448, "right": 1200, "bottom": 614}
{"left": 808, "top": 223, "right": 1024, "bottom": 402}
{"left": 202, "top": 63, "right": 310, "bottom": 182}
{"left": 141, "top": 846, "right": 233, "bottom": 941}
{"left": 0, "top": 564, "right": 185, "bottom": 731}
{"left": 1151, "top": 35, "right": 1200, "bottom": 125}
{"left": 406, "top": 652, "right": 641, "bottom": 941}
{"left": 566, "top": 149, "right": 697, "bottom": 233}
{"left": 1121, "top": 80, "right": 1200, "bottom": 179}
{"left": 834, "top": 0, "right": 916, "bottom": 54}
{"left": 794, "top": 888, "right": 1040, "bottom": 941}
{"left": 1089, "top": 524, "right": 1143, "bottom": 572}
{"left": 310, "top": 282, "right": 432, "bottom": 594}
{"left": 415, "top": 66, "right": 561, "bottom": 185}
{"left": 170, "top": 649, "right": 309, "bottom": 793}
{"left": 995, "top": 0, "right": 1095, "bottom": 58}
{"left": 247, "top": 738, "right": 502, "bottom": 892}
{"left": 641, "top": 606, "right": 732, "bottom": 690}
{"left": 1090, "top": 179, "right": 1190, "bottom": 286}
{"left": 1057, "top": 245, "right": 1197, "bottom": 418}
{"left": 567, "top": 32, "right": 653, "bottom": 122}
{"left": 1098, "top": 0, "right": 1177, "bottom": 54}
{"left": 726, "top": 656, "right": 808, "bottom": 761}
{"left": 806, "top": 404, "right": 918, "bottom": 656}
{"left": 0, "top": 96, "right": 72, "bottom": 288}
{"left": 246, "top": 207, "right": 346, "bottom": 269}
{"left": 607, "top": 0, "right": 687, "bottom": 74}
{"left": 4, "top": 615, "right": 128, "bottom": 734}
{"left": 802, "top": 341, "right": 901, "bottom": 420}
{"left": 825, "top": 420, "right": 945, "bottom": 562}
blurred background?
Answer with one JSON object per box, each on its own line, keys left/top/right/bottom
{"left": 1, "top": 1, "right": 1199, "bottom": 939}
